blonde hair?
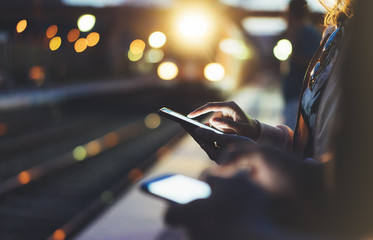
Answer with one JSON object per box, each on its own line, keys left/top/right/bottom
{"left": 319, "top": 0, "right": 354, "bottom": 26}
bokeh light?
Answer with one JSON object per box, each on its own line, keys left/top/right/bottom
{"left": 77, "top": 14, "right": 96, "bottom": 32}
{"left": 157, "top": 62, "right": 178, "bottom": 80}
{"left": 16, "top": 19, "right": 27, "bottom": 33}
{"left": 74, "top": 38, "right": 87, "bottom": 53}
{"left": 101, "top": 191, "right": 114, "bottom": 204}
{"left": 148, "top": 31, "right": 166, "bottom": 48}
{"left": 176, "top": 11, "right": 211, "bottom": 42}
{"left": 73, "top": 146, "right": 86, "bottom": 161}
{"left": 67, "top": 28, "right": 80, "bottom": 42}
{"left": 219, "top": 38, "right": 252, "bottom": 60}
{"left": 29, "top": 66, "right": 45, "bottom": 86}
{"left": 18, "top": 171, "right": 31, "bottom": 185}
{"left": 0, "top": 123, "right": 7, "bottom": 136}
{"left": 87, "top": 32, "right": 100, "bottom": 47}
{"left": 130, "top": 39, "right": 146, "bottom": 55}
{"left": 103, "top": 132, "right": 119, "bottom": 147}
{"left": 204, "top": 63, "right": 225, "bottom": 81}
{"left": 128, "top": 50, "right": 143, "bottom": 62}
{"left": 49, "top": 36, "right": 62, "bottom": 51}
{"left": 144, "top": 113, "right": 161, "bottom": 129}
{"left": 46, "top": 25, "right": 58, "bottom": 39}
{"left": 53, "top": 229, "right": 66, "bottom": 240}
{"left": 273, "top": 39, "right": 292, "bottom": 61}
{"left": 145, "top": 49, "right": 164, "bottom": 63}
{"left": 86, "top": 140, "right": 101, "bottom": 156}
{"left": 128, "top": 168, "right": 143, "bottom": 182}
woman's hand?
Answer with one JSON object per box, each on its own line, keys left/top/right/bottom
{"left": 181, "top": 126, "right": 256, "bottom": 162}
{"left": 188, "top": 101, "right": 260, "bottom": 140}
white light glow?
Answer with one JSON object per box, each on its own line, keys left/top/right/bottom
{"left": 242, "top": 17, "right": 287, "bottom": 36}
{"left": 204, "top": 63, "right": 225, "bottom": 81}
{"left": 157, "top": 62, "right": 178, "bottom": 80}
{"left": 77, "top": 14, "right": 96, "bottom": 32}
{"left": 220, "top": 0, "right": 327, "bottom": 12}
{"left": 273, "top": 39, "right": 292, "bottom": 61}
{"left": 176, "top": 11, "right": 211, "bottom": 42}
{"left": 145, "top": 49, "right": 164, "bottom": 63}
{"left": 219, "top": 38, "right": 252, "bottom": 60}
{"left": 148, "top": 31, "right": 167, "bottom": 48}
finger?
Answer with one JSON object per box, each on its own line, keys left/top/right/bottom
{"left": 187, "top": 102, "right": 235, "bottom": 118}
{"left": 210, "top": 117, "right": 242, "bottom": 133}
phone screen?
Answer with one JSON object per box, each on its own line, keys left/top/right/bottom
{"left": 141, "top": 174, "right": 211, "bottom": 204}
{"left": 159, "top": 107, "right": 223, "bottom": 134}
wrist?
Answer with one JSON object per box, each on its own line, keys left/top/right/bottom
{"left": 247, "top": 118, "right": 261, "bottom": 141}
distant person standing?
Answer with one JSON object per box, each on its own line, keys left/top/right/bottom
{"left": 283, "top": 0, "right": 321, "bottom": 129}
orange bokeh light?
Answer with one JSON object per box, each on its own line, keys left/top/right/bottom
{"left": 86, "top": 140, "right": 101, "bottom": 156}
{"left": 16, "top": 19, "right": 27, "bottom": 33}
{"left": 74, "top": 38, "right": 87, "bottom": 53}
{"left": 46, "top": 25, "right": 58, "bottom": 39}
{"left": 0, "top": 123, "right": 7, "bottom": 136}
{"left": 130, "top": 39, "right": 146, "bottom": 54}
{"left": 18, "top": 171, "right": 31, "bottom": 185}
{"left": 128, "top": 168, "right": 143, "bottom": 182}
{"left": 67, "top": 28, "right": 80, "bottom": 43}
{"left": 53, "top": 229, "right": 66, "bottom": 240}
{"left": 103, "top": 132, "right": 119, "bottom": 147}
{"left": 87, "top": 32, "right": 100, "bottom": 47}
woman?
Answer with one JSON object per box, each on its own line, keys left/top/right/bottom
{"left": 186, "top": 0, "right": 354, "bottom": 163}
{"left": 166, "top": 0, "right": 356, "bottom": 239}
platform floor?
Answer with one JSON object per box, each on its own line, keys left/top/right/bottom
{"left": 73, "top": 84, "right": 284, "bottom": 240}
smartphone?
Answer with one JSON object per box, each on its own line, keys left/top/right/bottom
{"left": 141, "top": 174, "right": 212, "bottom": 204}
{"left": 158, "top": 107, "right": 223, "bottom": 134}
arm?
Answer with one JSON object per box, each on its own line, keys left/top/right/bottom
{"left": 188, "top": 101, "right": 294, "bottom": 150}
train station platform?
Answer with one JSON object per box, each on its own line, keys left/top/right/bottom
{"left": 73, "top": 83, "right": 284, "bottom": 240}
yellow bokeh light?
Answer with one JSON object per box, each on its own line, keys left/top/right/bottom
{"left": 204, "top": 63, "right": 225, "bottom": 81}
{"left": 74, "top": 38, "right": 87, "bottom": 53}
{"left": 144, "top": 113, "right": 161, "bottom": 129}
{"left": 73, "top": 146, "right": 86, "bottom": 161}
{"left": 16, "top": 19, "right": 27, "bottom": 33}
{"left": 176, "top": 11, "right": 211, "bottom": 42}
{"left": 49, "top": 36, "right": 62, "bottom": 51}
{"left": 219, "top": 38, "right": 252, "bottom": 60}
{"left": 18, "top": 171, "right": 31, "bottom": 185}
{"left": 148, "top": 31, "right": 166, "bottom": 48}
{"left": 46, "top": 25, "right": 58, "bottom": 39}
{"left": 77, "top": 14, "right": 96, "bottom": 32}
{"left": 273, "top": 39, "right": 292, "bottom": 61}
{"left": 130, "top": 39, "right": 146, "bottom": 55}
{"left": 157, "top": 62, "right": 178, "bottom": 80}
{"left": 67, "top": 28, "right": 80, "bottom": 42}
{"left": 128, "top": 50, "right": 143, "bottom": 62}
{"left": 145, "top": 49, "right": 164, "bottom": 63}
{"left": 87, "top": 32, "right": 100, "bottom": 47}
